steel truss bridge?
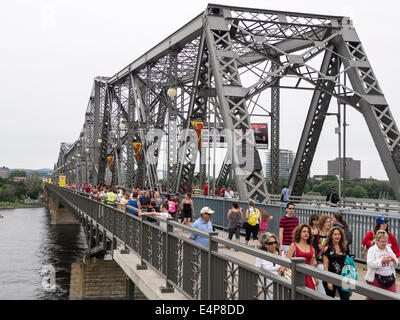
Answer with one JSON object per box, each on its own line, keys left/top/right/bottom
{"left": 51, "top": 4, "right": 400, "bottom": 202}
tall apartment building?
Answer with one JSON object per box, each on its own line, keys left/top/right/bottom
{"left": 0, "top": 166, "right": 9, "bottom": 179}
{"left": 261, "top": 149, "right": 296, "bottom": 181}
{"left": 328, "top": 157, "right": 361, "bottom": 180}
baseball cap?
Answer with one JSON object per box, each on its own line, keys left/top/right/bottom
{"left": 376, "top": 216, "right": 388, "bottom": 224}
{"left": 200, "top": 207, "right": 215, "bottom": 215}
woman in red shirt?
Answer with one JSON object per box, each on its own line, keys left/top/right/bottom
{"left": 362, "top": 216, "right": 400, "bottom": 258}
{"left": 286, "top": 223, "right": 318, "bottom": 290}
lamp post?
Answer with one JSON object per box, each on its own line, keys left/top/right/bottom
{"left": 327, "top": 105, "right": 342, "bottom": 199}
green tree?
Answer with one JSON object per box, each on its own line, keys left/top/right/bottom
{"left": 0, "top": 185, "right": 16, "bottom": 202}
{"left": 312, "top": 180, "right": 338, "bottom": 196}
{"left": 352, "top": 185, "right": 368, "bottom": 199}
{"left": 322, "top": 175, "right": 338, "bottom": 182}
{"left": 9, "top": 170, "right": 27, "bottom": 179}
{"left": 24, "top": 173, "right": 42, "bottom": 199}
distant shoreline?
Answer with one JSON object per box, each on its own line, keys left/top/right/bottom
{"left": 0, "top": 205, "right": 47, "bottom": 210}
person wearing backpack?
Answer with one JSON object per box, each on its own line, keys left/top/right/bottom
{"left": 326, "top": 187, "right": 341, "bottom": 207}
{"left": 245, "top": 201, "right": 261, "bottom": 248}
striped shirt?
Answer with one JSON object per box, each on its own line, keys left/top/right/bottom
{"left": 279, "top": 215, "right": 299, "bottom": 245}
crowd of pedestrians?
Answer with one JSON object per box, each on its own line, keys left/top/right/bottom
{"left": 62, "top": 183, "right": 398, "bottom": 300}
{"left": 253, "top": 200, "right": 399, "bottom": 300}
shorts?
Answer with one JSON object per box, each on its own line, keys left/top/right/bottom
{"left": 228, "top": 227, "right": 241, "bottom": 240}
{"left": 245, "top": 224, "right": 259, "bottom": 241}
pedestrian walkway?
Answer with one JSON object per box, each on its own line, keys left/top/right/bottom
{"left": 175, "top": 225, "right": 400, "bottom": 300}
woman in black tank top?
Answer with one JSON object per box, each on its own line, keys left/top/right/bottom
{"left": 181, "top": 192, "right": 194, "bottom": 226}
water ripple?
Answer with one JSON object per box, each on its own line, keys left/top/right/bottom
{"left": 0, "top": 207, "right": 88, "bottom": 300}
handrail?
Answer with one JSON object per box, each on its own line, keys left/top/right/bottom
{"left": 44, "top": 184, "right": 400, "bottom": 300}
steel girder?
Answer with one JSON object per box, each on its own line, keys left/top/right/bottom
{"left": 175, "top": 31, "right": 209, "bottom": 193}
{"left": 270, "top": 63, "right": 280, "bottom": 194}
{"left": 204, "top": 8, "right": 270, "bottom": 202}
{"left": 51, "top": 4, "right": 400, "bottom": 202}
{"left": 288, "top": 46, "right": 340, "bottom": 196}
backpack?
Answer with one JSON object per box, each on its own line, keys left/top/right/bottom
{"left": 340, "top": 256, "right": 358, "bottom": 295}
{"left": 330, "top": 192, "right": 339, "bottom": 203}
{"left": 248, "top": 208, "right": 259, "bottom": 226}
{"left": 168, "top": 200, "right": 176, "bottom": 213}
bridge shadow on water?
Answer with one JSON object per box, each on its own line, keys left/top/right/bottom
{"left": 35, "top": 208, "right": 88, "bottom": 300}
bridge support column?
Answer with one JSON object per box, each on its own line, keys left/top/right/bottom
{"left": 69, "top": 252, "right": 138, "bottom": 300}
{"left": 47, "top": 195, "right": 79, "bottom": 225}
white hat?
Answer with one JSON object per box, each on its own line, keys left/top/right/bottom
{"left": 200, "top": 207, "right": 215, "bottom": 215}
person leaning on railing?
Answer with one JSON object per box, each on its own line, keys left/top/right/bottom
{"left": 365, "top": 230, "right": 398, "bottom": 299}
{"left": 118, "top": 192, "right": 130, "bottom": 211}
{"left": 286, "top": 223, "right": 318, "bottom": 291}
{"left": 189, "top": 207, "right": 215, "bottom": 247}
{"left": 255, "top": 232, "right": 286, "bottom": 300}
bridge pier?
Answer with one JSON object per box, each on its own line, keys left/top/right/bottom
{"left": 45, "top": 194, "right": 79, "bottom": 225}
{"left": 69, "top": 252, "right": 146, "bottom": 300}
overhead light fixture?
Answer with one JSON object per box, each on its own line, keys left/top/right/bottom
{"left": 167, "top": 87, "right": 177, "bottom": 98}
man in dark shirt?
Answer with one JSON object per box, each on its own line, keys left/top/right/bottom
{"left": 279, "top": 202, "right": 299, "bottom": 256}
{"left": 326, "top": 187, "right": 341, "bottom": 207}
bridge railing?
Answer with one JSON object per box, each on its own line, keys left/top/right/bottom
{"left": 45, "top": 184, "right": 400, "bottom": 300}
{"left": 267, "top": 194, "right": 400, "bottom": 213}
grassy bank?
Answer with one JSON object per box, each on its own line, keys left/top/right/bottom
{"left": 0, "top": 201, "right": 45, "bottom": 209}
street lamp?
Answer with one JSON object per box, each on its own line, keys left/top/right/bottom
{"left": 167, "top": 87, "right": 177, "bottom": 98}
{"left": 97, "top": 138, "right": 102, "bottom": 144}
{"left": 119, "top": 122, "right": 126, "bottom": 130}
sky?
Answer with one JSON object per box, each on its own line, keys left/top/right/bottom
{"left": 0, "top": 0, "right": 399, "bottom": 180}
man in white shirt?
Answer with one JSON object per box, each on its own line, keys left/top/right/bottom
{"left": 140, "top": 202, "right": 172, "bottom": 232}
{"left": 224, "top": 186, "right": 234, "bottom": 198}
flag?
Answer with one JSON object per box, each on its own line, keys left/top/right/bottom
{"left": 133, "top": 142, "right": 142, "bottom": 163}
{"left": 107, "top": 156, "right": 114, "bottom": 169}
{"left": 191, "top": 120, "right": 203, "bottom": 151}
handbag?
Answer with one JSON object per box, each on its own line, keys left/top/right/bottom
{"left": 375, "top": 273, "right": 396, "bottom": 288}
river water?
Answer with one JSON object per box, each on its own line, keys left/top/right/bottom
{"left": 0, "top": 207, "right": 87, "bottom": 300}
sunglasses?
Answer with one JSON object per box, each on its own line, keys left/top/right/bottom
{"left": 287, "top": 207, "right": 295, "bottom": 210}
{"left": 266, "top": 241, "right": 277, "bottom": 245}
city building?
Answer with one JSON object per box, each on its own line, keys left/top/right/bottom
{"left": 261, "top": 149, "right": 296, "bottom": 182}
{"left": 0, "top": 166, "right": 9, "bottom": 179}
{"left": 327, "top": 157, "right": 361, "bottom": 180}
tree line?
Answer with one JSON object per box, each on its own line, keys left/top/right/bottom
{"left": 299, "top": 175, "right": 394, "bottom": 200}
{"left": 0, "top": 170, "right": 43, "bottom": 203}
